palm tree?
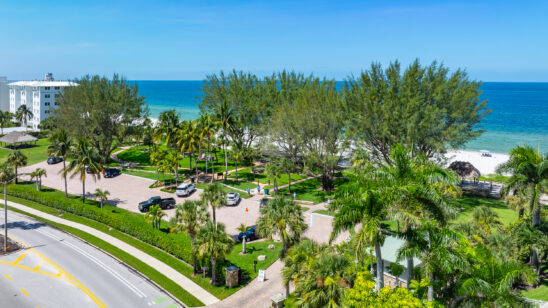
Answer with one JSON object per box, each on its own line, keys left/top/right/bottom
{"left": 93, "top": 188, "right": 110, "bottom": 209}
{"left": 256, "top": 196, "right": 307, "bottom": 257}
{"left": 236, "top": 223, "right": 251, "bottom": 254}
{"left": 145, "top": 204, "right": 166, "bottom": 229}
{"left": 329, "top": 170, "right": 387, "bottom": 290}
{"left": 6, "top": 150, "right": 27, "bottom": 184}
{"left": 66, "top": 137, "right": 102, "bottom": 203}
{"left": 199, "top": 114, "right": 216, "bottom": 180}
{"left": 282, "top": 239, "right": 329, "bottom": 297}
{"left": 29, "top": 168, "right": 47, "bottom": 191}
{"left": 15, "top": 105, "right": 33, "bottom": 131}
{"left": 0, "top": 111, "right": 13, "bottom": 134}
{"left": 231, "top": 146, "right": 244, "bottom": 182}
{"left": 170, "top": 200, "right": 210, "bottom": 274}
{"left": 369, "top": 144, "right": 459, "bottom": 287}
{"left": 471, "top": 206, "right": 503, "bottom": 235}
{"left": 497, "top": 145, "right": 547, "bottom": 227}
{"left": 497, "top": 145, "right": 547, "bottom": 272}
{"left": 265, "top": 161, "right": 282, "bottom": 194}
{"left": 456, "top": 245, "right": 537, "bottom": 307}
{"left": 195, "top": 221, "right": 233, "bottom": 285}
{"left": 293, "top": 253, "right": 350, "bottom": 308}
{"left": 0, "top": 162, "right": 14, "bottom": 252}
{"left": 155, "top": 110, "right": 181, "bottom": 184}
{"left": 213, "top": 99, "right": 233, "bottom": 181}
{"left": 505, "top": 190, "right": 529, "bottom": 219}
{"left": 279, "top": 158, "right": 296, "bottom": 194}
{"left": 48, "top": 129, "right": 73, "bottom": 198}
{"left": 397, "top": 220, "right": 466, "bottom": 302}
{"left": 200, "top": 182, "right": 226, "bottom": 226}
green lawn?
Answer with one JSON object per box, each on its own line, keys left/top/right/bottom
{"left": 275, "top": 177, "right": 349, "bottom": 204}
{"left": 221, "top": 179, "right": 257, "bottom": 191}
{"left": 478, "top": 174, "right": 509, "bottom": 183}
{"left": 451, "top": 196, "right": 517, "bottom": 226}
{"left": 229, "top": 168, "right": 307, "bottom": 187}
{"left": 0, "top": 138, "right": 51, "bottom": 165}
{"left": 117, "top": 146, "right": 244, "bottom": 173}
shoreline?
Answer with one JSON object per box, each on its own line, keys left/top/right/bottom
{"left": 445, "top": 149, "right": 509, "bottom": 175}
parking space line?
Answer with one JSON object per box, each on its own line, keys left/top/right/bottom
{"left": 4, "top": 273, "right": 12, "bottom": 280}
{"left": 34, "top": 260, "right": 44, "bottom": 270}
{"left": 13, "top": 251, "right": 30, "bottom": 264}
{"left": 21, "top": 289, "right": 28, "bottom": 296}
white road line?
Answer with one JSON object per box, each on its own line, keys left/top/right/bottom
{"left": 37, "top": 229, "right": 147, "bottom": 298}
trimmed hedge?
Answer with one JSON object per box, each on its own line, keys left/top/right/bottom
{"left": 7, "top": 184, "right": 193, "bottom": 263}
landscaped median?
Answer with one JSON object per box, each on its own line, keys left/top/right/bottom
{"left": 4, "top": 183, "right": 282, "bottom": 303}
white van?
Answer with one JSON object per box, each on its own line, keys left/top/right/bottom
{"left": 176, "top": 183, "right": 196, "bottom": 197}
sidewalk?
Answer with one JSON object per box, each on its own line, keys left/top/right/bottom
{"left": 2, "top": 199, "right": 219, "bottom": 306}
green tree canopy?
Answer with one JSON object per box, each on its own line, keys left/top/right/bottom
{"left": 344, "top": 60, "right": 489, "bottom": 162}
{"left": 55, "top": 74, "right": 147, "bottom": 163}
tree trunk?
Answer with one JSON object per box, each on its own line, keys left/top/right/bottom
{"left": 194, "top": 154, "right": 199, "bottom": 182}
{"left": 532, "top": 184, "right": 540, "bottom": 226}
{"left": 63, "top": 160, "right": 68, "bottom": 198}
{"left": 282, "top": 240, "right": 288, "bottom": 257}
{"left": 518, "top": 207, "right": 524, "bottom": 219}
{"left": 14, "top": 167, "right": 17, "bottom": 184}
{"left": 274, "top": 178, "right": 278, "bottom": 194}
{"left": 287, "top": 173, "right": 291, "bottom": 194}
{"left": 224, "top": 142, "right": 228, "bottom": 181}
{"left": 212, "top": 207, "right": 216, "bottom": 226}
{"left": 375, "top": 242, "right": 384, "bottom": 290}
{"left": 407, "top": 257, "right": 414, "bottom": 289}
{"left": 242, "top": 236, "right": 246, "bottom": 254}
{"left": 427, "top": 272, "right": 434, "bottom": 302}
{"left": 82, "top": 175, "right": 86, "bottom": 203}
{"left": 285, "top": 282, "right": 290, "bottom": 298}
{"left": 370, "top": 254, "right": 374, "bottom": 275}
{"left": 175, "top": 153, "right": 179, "bottom": 187}
{"left": 190, "top": 234, "right": 197, "bottom": 275}
{"left": 211, "top": 256, "right": 217, "bottom": 285}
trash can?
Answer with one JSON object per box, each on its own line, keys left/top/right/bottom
{"left": 264, "top": 189, "right": 269, "bottom": 195}
{"left": 225, "top": 265, "right": 240, "bottom": 287}
{"left": 190, "top": 176, "right": 195, "bottom": 183}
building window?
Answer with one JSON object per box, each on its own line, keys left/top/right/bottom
{"left": 45, "top": 94, "right": 50, "bottom": 98}
{"left": 45, "top": 110, "right": 50, "bottom": 114}
{"left": 45, "top": 87, "right": 51, "bottom": 90}
{"left": 54, "top": 87, "right": 60, "bottom": 90}
{"left": 55, "top": 93, "right": 60, "bottom": 98}
{"left": 54, "top": 102, "right": 59, "bottom": 106}
{"left": 45, "top": 102, "right": 50, "bottom": 106}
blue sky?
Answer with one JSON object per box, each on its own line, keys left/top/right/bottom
{"left": 1, "top": 0, "right": 547, "bottom": 81}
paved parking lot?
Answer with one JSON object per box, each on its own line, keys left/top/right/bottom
{"left": 20, "top": 162, "right": 263, "bottom": 236}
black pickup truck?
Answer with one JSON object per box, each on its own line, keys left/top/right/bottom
{"left": 138, "top": 196, "right": 176, "bottom": 212}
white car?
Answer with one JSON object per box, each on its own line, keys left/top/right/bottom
{"left": 176, "top": 183, "right": 196, "bottom": 197}
{"left": 227, "top": 192, "right": 241, "bottom": 206}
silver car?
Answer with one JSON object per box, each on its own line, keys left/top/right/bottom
{"left": 227, "top": 192, "right": 240, "bottom": 206}
{"left": 176, "top": 183, "right": 196, "bottom": 197}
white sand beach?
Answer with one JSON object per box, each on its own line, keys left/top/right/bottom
{"left": 445, "top": 150, "right": 509, "bottom": 176}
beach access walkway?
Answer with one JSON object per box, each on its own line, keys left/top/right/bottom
{"left": 1, "top": 199, "right": 220, "bottom": 306}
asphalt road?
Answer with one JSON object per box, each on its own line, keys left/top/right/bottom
{"left": 0, "top": 210, "right": 182, "bottom": 308}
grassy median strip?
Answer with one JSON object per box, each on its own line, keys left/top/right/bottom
{"left": 1, "top": 203, "right": 204, "bottom": 307}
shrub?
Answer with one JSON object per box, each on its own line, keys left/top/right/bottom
{"left": 7, "top": 184, "right": 193, "bottom": 263}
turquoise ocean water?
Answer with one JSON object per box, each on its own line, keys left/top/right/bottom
{"left": 134, "top": 81, "right": 548, "bottom": 154}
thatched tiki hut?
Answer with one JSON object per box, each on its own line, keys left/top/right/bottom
{"left": 0, "top": 131, "right": 38, "bottom": 149}
{"left": 448, "top": 161, "right": 481, "bottom": 179}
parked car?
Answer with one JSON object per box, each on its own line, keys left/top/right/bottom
{"left": 176, "top": 183, "right": 196, "bottom": 197}
{"left": 227, "top": 192, "right": 241, "bottom": 206}
{"left": 103, "top": 168, "right": 121, "bottom": 178}
{"left": 138, "top": 196, "right": 176, "bottom": 212}
{"left": 47, "top": 157, "right": 63, "bottom": 165}
{"left": 238, "top": 226, "right": 256, "bottom": 242}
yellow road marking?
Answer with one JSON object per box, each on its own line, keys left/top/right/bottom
{"left": 13, "top": 250, "right": 30, "bottom": 264}
{"left": 0, "top": 233, "right": 106, "bottom": 308}
{"left": 21, "top": 288, "right": 28, "bottom": 296}
{"left": 34, "top": 260, "right": 43, "bottom": 270}
{"left": 4, "top": 273, "right": 12, "bottom": 280}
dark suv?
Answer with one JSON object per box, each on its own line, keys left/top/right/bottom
{"left": 47, "top": 157, "right": 63, "bottom": 165}
{"left": 103, "top": 168, "right": 121, "bottom": 178}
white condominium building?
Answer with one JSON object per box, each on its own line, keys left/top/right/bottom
{"left": 8, "top": 73, "right": 76, "bottom": 129}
